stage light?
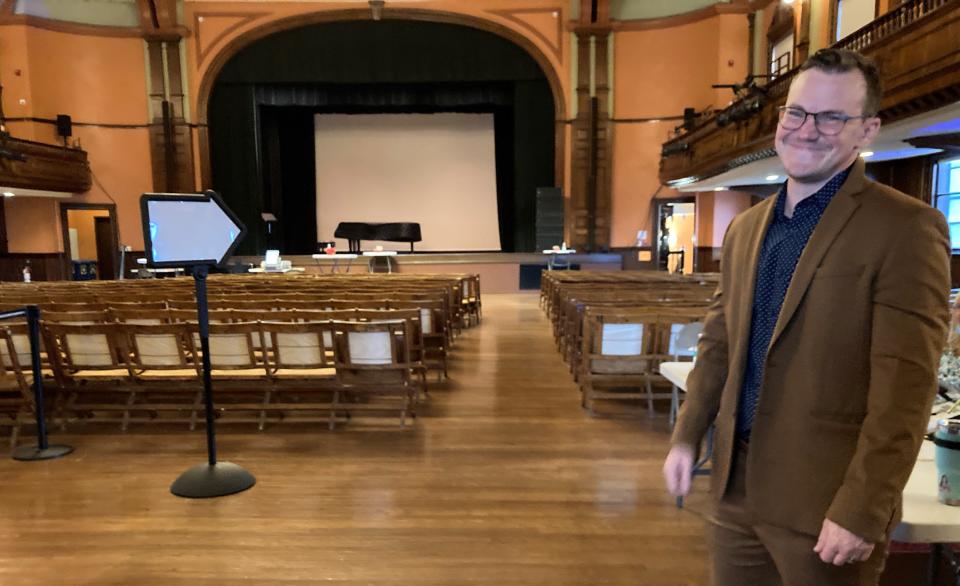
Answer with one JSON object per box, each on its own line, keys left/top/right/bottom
{"left": 2, "top": 191, "right": 14, "bottom": 197}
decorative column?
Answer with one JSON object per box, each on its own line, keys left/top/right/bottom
{"left": 138, "top": 0, "right": 194, "bottom": 192}
{"left": 568, "top": 0, "right": 612, "bottom": 251}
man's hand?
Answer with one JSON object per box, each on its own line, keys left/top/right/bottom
{"left": 663, "top": 444, "right": 695, "bottom": 496}
{"left": 813, "top": 519, "right": 875, "bottom": 566}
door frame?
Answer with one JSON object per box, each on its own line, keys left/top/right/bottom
{"left": 60, "top": 202, "right": 119, "bottom": 280}
{"left": 651, "top": 195, "right": 697, "bottom": 273}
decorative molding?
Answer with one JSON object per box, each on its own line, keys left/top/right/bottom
{"left": 193, "top": 11, "right": 268, "bottom": 66}
{"left": 487, "top": 7, "right": 563, "bottom": 62}
{"left": 0, "top": 14, "right": 145, "bottom": 37}
{"left": 194, "top": 8, "right": 569, "bottom": 192}
{"left": 611, "top": 2, "right": 753, "bottom": 32}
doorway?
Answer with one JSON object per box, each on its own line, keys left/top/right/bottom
{"left": 653, "top": 197, "right": 696, "bottom": 275}
{"left": 60, "top": 203, "right": 119, "bottom": 280}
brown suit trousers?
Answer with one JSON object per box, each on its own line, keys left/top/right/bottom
{"left": 710, "top": 446, "right": 887, "bottom": 586}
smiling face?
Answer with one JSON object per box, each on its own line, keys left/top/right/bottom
{"left": 774, "top": 68, "right": 881, "bottom": 185}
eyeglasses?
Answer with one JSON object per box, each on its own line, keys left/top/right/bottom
{"left": 777, "top": 106, "right": 872, "bottom": 136}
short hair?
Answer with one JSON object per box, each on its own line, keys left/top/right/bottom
{"left": 798, "top": 48, "right": 882, "bottom": 117}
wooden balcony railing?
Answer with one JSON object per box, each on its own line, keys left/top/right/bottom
{"left": 836, "top": 0, "right": 951, "bottom": 53}
{"left": 659, "top": 0, "right": 958, "bottom": 186}
{"left": 0, "top": 135, "right": 91, "bottom": 194}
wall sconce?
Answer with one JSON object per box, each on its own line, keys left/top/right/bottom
{"left": 369, "top": 0, "right": 385, "bottom": 21}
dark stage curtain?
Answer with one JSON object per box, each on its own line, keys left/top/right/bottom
{"left": 209, "top": 20, "right": 555, "bottom": 254}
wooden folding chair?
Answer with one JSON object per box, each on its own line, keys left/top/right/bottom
{"left": 120, "top": 322, "right": 202, "bottom": 429}
{"left": 261, "top": 321, "right": 340, "bottom": 430}
{"left": 42, "top": 322, "right": 136, "bottom": 429}
{"left": 331, "top": 320, "right": 418, "bottom": 427}
{"left": 0, "top": 328, "right": 33, "bottom": 448}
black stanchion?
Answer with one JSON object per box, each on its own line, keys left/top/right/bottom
{"left": 12, "top": 305, "right": 73, "bottom": 461}
{"left": 170, "top": 266, "right": 255, "bottom": 498}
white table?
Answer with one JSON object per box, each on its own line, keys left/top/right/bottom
{"left": 129, "top": 267, "right": 185, "bottom": 278}
{"left": 310, "top": 253, "right": 358, "bottom": 273}
{"left": 247, "top": 267, "right": 306, "bottom": 274}
{"left": 660, "top": 360, "right": 960, "bottom": 571}
{"left": 542, "top": 249, "right": 576, "bottom": 270}
{"left": 660, "top": 361, "right": 694, "bottom": 426}
{"left": 363, "top": 251, "right": 398, "bottom": 273}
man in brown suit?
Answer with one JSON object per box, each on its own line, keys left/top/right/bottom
{"left": 662, "top": 48, "right": 951, "bottom": 585}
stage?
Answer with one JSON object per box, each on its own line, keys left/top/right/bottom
{"left": 234, "top": 252, "right": 624, "bottom": 293}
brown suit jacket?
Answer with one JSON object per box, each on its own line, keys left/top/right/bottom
{"left": 671, "top": 159, "right": 951, "bottom": 542}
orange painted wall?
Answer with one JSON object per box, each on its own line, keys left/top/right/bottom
{"left": 697, "top": 190, "right": 753, "bottom": 249}
{"left": 0, "top": 1, "right": 850, "bottom": 258}
{"left": 0, "top": 23, "right": 37, "bottom": 142}
{"left": 67, "top": 209, "right": 109, "bottom": 260}
{"left": 610, "top": 13, "right": 749, "bottom": 248}
{"left": 4, "top": 197, "right": 60, "bottom": 253}
{"left": 0, "top": 25, "right": 152, "bottom": 253}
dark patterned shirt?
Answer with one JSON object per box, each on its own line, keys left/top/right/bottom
{"left": 736, "top": 167, "right": 853, "bottom": 439}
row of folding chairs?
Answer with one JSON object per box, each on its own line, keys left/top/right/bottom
{"left": 577, "top": 306, "right": 706, "bottom": 417}
{"left": 37, "top": 318, "right": 424, "bottom": 431}
{"left": 540, "top": 271, "right": 715, "bottom": 418}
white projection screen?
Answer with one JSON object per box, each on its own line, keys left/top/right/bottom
{"left": 314, "top": 113, "right": 501, "bottom": 251}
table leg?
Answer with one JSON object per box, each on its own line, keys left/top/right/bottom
{"left": 930, "top": 543, "right": 941, "bottom": 586}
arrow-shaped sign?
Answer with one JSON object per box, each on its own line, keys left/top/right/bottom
{"left": 140, "top": 190, "right": 246, "bottom": 268}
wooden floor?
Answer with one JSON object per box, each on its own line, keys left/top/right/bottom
{"left": 0, "top": 293, "right": 711, "bottom": 585}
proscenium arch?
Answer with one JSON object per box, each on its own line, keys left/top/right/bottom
{"left": 194, "top": 8, "right": 567, "bottom": 191}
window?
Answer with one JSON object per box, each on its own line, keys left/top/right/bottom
{"left": 835, "top": 0, "right": 844, "bottom": 41}
{"left": 934, "top": 157, "right": 960, "bottom": 250}
{"left": 832, "top": 0, "right": 877, "bottom": 42}
{"left": 770, "top": 33, "right": 794, "bottom": 77}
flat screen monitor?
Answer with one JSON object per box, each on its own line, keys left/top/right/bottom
{"left": 141, "top": 191, "right": 246, "bottom": 267}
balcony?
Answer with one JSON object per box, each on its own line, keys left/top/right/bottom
{"left": 659, "top": 0, "right": 960, "bottom": 187}
{"left": 0, "top": 135, "right": 91, "bottom": 194}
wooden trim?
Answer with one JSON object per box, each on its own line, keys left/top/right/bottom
{"left": 829, "top": 0, "right": 840, "bottom": 43}
{"left": 194, "top": 8, "right": 569, "bottom": 190}
{"left": 193, "top": 11, "right": 268, "bottom": 66}
{"left": 767, "top": 4, "right": 795, "bottom": 41}
{"left": 695, "top": 246, "right": 723, "bottom": 273}
{"left": 611, "top": 2, "right": 753, "bottom": 32}
{"left": 0, "top": 252, "right": 67, "bottom": 282}
{"left": 487, "top": 7, "right": 563, "bottom": 62}
{"left": 0, "top": 196, "right": 7, "bottom": 254}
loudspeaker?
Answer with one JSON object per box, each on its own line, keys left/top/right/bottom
{"left": 55, "top": 115, "right": 72, "bottom": 138}
{"left": 535, "top": 187, "right": 564, "bottom": 252}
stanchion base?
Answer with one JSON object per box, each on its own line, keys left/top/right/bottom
{"left": 12, "top": 444, "right": 74, "bottom": 461}
{"left": 170, "top": 461, "right": 255, "bottom": 498}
